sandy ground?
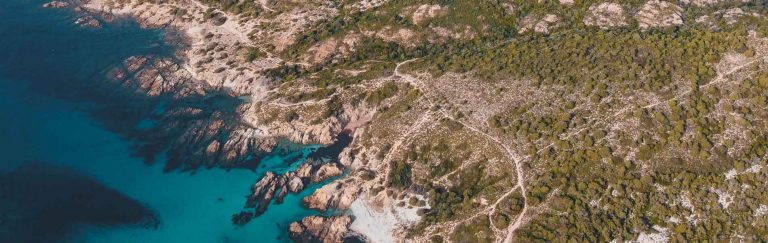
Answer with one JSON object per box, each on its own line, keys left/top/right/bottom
{"left": 349, "top": 195, "right": 427, "bottom": 243}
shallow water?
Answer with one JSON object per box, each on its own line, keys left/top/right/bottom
{"left": 0, "top": 1, "right": 324, "bottom": 242}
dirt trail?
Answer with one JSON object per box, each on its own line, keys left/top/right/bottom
{"left": 392, "top": 60, "right": 530, "bottom": 243}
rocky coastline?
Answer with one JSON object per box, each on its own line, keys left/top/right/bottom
{"left": 38, "top": 0, "right": 768, "bottom": 242}
{"left": 73, "top": 0, "right": 360, "bottom": 170}
{"left": 42, "top": 0, "right": 387, "bottom": 242}
{"left": 288, "top": 215, "right": 354, "bottom": 243}
{"left": 239, "top": 160, "right": 344, "bottom": 219}
{"left": 38, "top": 0, "right": 295, "bottom": 172}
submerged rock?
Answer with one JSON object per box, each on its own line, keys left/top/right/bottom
{"left": 74, "top": 15, "right": 102, "bottom": 28}
{"left": 288, "top": 215, "right": 352, "bottom": 243}
{"left": 231, "top": 211, "right": 253, "bottom": 226}
{"left": 42, "top": 1, "right": 69, "bottom": 8}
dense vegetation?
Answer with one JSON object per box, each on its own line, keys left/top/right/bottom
{"left": 389, "top": 2, "right": 766, "bottom": 242}
{"left": 387, "top": 159, "right": 412, "bottom": 188}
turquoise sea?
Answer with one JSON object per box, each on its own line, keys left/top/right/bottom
{"left": 0, "top": 0, "right": 327, "bottom": 242}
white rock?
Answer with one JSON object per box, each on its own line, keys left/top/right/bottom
{"left": 635, "top": 1, "right": 683, "bottom": 29}
{"left": 584, "top": 3, "right": 628, "bottom": 29}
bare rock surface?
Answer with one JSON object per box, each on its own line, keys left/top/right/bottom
{"left": 696, "top": 8, "right": 763, "bottom": 26}
{"left": 681, "top": 0, "right": 723, "bottom": 6}
{"left": 83, "top": 0, "right": 280, "bottom": 97}
{"left": 584, "top": 3, "right": 628, "bottom": 29}
{"left": 268, "top": 115, "right": 342, "bottom": 145}
{"left": 303, "top": 177, "right": 361, "bottom": 211}
{"left": 107, "top": 55, "right": 278, "bottom": 171}
{"left": 288, "top": 215, "right": 352, "bottom": 243}
{"left": 371, "top": 27, "right": 419, "bottom": 47}
{"left": 302, "top": 34, "right": 361, "bottom": 64}
{"left": 428, "top": 25, "right": 477, "bottom": 43}
{"left": 312, "top": 163, "right": 344, "bottom": 183}
{"left": 635, "top": 0, "right": 683, "bottom": 29}
{"left": 519, "top": 14, "right": 560, "bottom": 34}
{"left": 409, "top": 4, "right": 448, "bottom": 25}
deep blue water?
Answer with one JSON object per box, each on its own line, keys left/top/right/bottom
{"left": 0, "top": 0, "right": 324, "bottom": 242}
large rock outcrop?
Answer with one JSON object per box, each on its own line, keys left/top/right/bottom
{"left": 302, "top": 177, "right": 361, "bottom": 211}
{"left": 635, "top": 0, "right": 683, "bottom": 29}
{"left": 409, "top": 4, "right": 448, "bottom": 25}
{"left": 696, "top": 8, "right": 763, "bottom": 27}
{"left": 519, "top": 14, "right": 560, "bottom": 34}
{"left": 269, "top": 115, "right": 343, "bottom": 145}
{"left": 584, "top": 3, "right": 628, "bottom": 29}
{"left": 112, "top": 55, "right": 204, "bottom": 98}
{"left": 106, "top": 55, "right": 280, "bottom": 171}
{"left": 288, "top": 216, "right": 352, "bottom": 243}
{"left": 242, "top": 162, "right": 344, "bottom": 218}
